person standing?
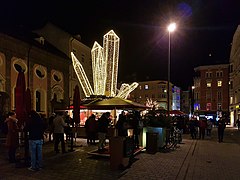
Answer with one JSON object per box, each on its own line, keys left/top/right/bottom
{"left": 26, "top": 110, "right": 46, "bottom": 171}
{"left": 206, "top": 120, "right": 213, "bottom": 136}
{"left": 97, "top": 112, "right": 110, "bottom": 152}
{"left": 116, "top": 111, "right": 128, "bottom": 137}
{"left": 85, "top": 114, "right": 97, "bottom": 144}
{"left": 5, "top": 111, "right": 19, "bottom": 163}
{"left": 53, "top": 112, "right": 67, "bottom": 153}
{"left": 236, "top": 118, "right": 240, "bottom": 130}
{"left": 198, "top": 118, "right": 207, "bottom": 139}
{"left": 217, "top": 118, "right": 226, "bottom": 143}
{"left": 48, "top": 113, "right": 56, "bottom": 142}
{"left": 132, "top": 111, "right": 140, "bottom": 149}
{"left": 188, "top": 119, "right": 197, "bottom": 139}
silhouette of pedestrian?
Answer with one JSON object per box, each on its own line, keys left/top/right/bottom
{"left": 5, "top": 111, "right": 19, "bottom": 163}
{"left": 217, "top": 118, "right": 226, "bottom": 143}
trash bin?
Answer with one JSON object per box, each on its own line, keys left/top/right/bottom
{"left": 110, "top": 136, "right": 129, "bottom": 170}
{"left": 146, "top": 132, "right": 158, "bottom": 154}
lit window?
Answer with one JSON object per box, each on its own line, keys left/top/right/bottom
{"left": 230, "top": 96, "right": 233, "bottom": 104}
{"left": 164, "top": 89, "right": 167, "bottom": 93}
{"left": 217, "top": 81, "right": 222, "bottom": 87}
{"left": 144, "top": 85, "right": 149, "bottom": 90}
{"left": 207, "top": 82, "right": 211, "bottom": 87}
{"left": 139, "top": 85, "right": 142, "bottom": 90}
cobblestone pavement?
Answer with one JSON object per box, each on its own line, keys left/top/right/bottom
{"left": 1, "top": 127, "right": 240, "bottom": 180}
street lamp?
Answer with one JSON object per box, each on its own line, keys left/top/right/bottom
{"left": 167, "top": 23, "right": 176, "bottom": 117}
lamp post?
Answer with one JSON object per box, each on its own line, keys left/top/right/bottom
{"left": 191, "top": 86, "right": 195, "bottom": 116}
{"left": 167, "top": 23, "right": 176, "bottom": 117}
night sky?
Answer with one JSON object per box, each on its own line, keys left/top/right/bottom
{"left": 1, "top": 0, "right": 240, "bottom": 90}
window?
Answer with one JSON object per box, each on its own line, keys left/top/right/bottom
{"left": 229, "top": 81, "right": 233, "bottom": 89}
{"left": 217, "top": 103, "right": 222, "bottom": 111}
{"left": 217, "top": 80, "right": 222, "bottom": 87}
{"left": 206, "top": 91, "right": 211, "bottom": 100}
{"left": 207, "top": 82, "right": 211, "bottom": 87}
{"left": 206, "top": 103, "right": 211, "bottom": 111}
{"left": 216, "top": 71, "right": 223, "bottom": 77}
{"left": 230, "top": 96, "right": 233, "bottom": 104}
{"left": 220, "top": 71, "right": 223, "bottom": 77}
{"left": 230, "top": 64, "right": 233, "bottom": 73}
{"left": 217, "top": 91, "right": 222, "bottom": 100}
{"left": 206, "top": 71, "right": 212, "bottom": 78}
{"left": 81, "top": 54, "right": 85, "bottom": 63}
{"left": 139, "top": 85, "right": 142, "bottom": 90}
{"left": 144, "top": 85, "right": 149, "bottom": 90}
{"left": 209, "top": 72, "right": 212, "bottom": 78}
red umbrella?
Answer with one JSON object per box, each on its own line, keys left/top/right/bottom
{"left": 73, "top": 85, "right": 80, "bottom": 125}
{"left": 15, "top": 71, "right": 26, "bottom": 127}
{"left": 25, "top": 88, "right": 31, "bottom": 115}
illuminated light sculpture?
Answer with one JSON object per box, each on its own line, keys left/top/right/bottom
{"left": 91, "top": 41, "right": 106, "bottom": 95}
{"left": 71, "top": 30, "right": 138, "bottom": 98}
{"left": 146, "top": 98, "right": 160, "bottom": 110}
{"left": 103, "top": 30, "right": 120, "bottom": 97}
{"left": 117, "top": 82, "right": 139, "bottom": 99}
{"left": 71, "top": 52, "right": 94, "bottom": 97}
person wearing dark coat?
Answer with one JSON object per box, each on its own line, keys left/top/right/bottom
{"left": 26, "top": 110, "right": 46, "bottom": 171}
{"left": 116, "top": 111, "right": 128, "bottom": 137}
{"left": 85, "top": 114, "right": 97, "bottom": 145}
{"left": 97, "top": 112, "right": 110, "bottom": 151}
{"left": 5, "top": 111, "right": 19, "bottom": 163}
{"left": 217, "top": 118, "right": 226, "bottom": 143}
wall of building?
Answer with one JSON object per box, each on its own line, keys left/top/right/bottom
{"left": 0, "top": 32, "right": 70, "bottom": 116}
{"left": 193, "top": 64, "right": 229, "bottom": 120}
{"left": 229, "top": 25, "right": 240, "bottom": 125}
{"left": 130, "top": 80, "right": 173, "bottom": 110}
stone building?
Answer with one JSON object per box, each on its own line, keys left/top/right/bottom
{"left": 229, "top": 25, "right": 240, "bottom": 125}
{"left": 130, "top": 80, "right": 173, "bottom": 110}
{"left": 193, "top": 64, "right": 229, "bottom": 122}
{"left": 0, "top": 28, "right": 71, "bottom": 116}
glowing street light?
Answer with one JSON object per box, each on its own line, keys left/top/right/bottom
{"left": 167, "top": 22, "right": 176, "bottom": 117}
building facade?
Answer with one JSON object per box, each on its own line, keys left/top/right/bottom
{"left": 130, "top": 80, "right": 173, "bottom": 110}
{"left": 229, "top": 25, "right": 240, "bottom": 125}
{"left": 172, "top": 86, "right": 181, "bottom": 110}
{"left": 193, "top": 64, "right": 229, "bottom": 122}
{"left": 35, "top": 23, "right": 93, "bottom": 104}
{"left": 0, "top": 31, "right": 71, "bottom": 116}
{"left": 180, "top": 90, "right": 191, "bottom": 114}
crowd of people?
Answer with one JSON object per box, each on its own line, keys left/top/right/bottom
{"left": 0, "top": 109, "right": 142, "bottom": 170}
{"left": 187, "top": 117, "right": 226, "bottom": 143}
{"left": 0, "top": 108, "right": 231, "bottom": 172}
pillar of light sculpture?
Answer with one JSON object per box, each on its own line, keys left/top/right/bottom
{"left": 71, "top": 30, "right": 138, "bottom": 98}
{"left": 91, "top": 41, "right": 106, "bottom": 95}
{"left": 103, "top": 30, "right": 120, "bottom": 97}
{"left": 71, "top": 52, "right": 94, "bottom": 97}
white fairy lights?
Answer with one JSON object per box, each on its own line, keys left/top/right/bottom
{"left": 71, "top": 52, "right": 94, "bottom": 97}
{"left": 71, "top": 30, "right": 138, "bottom": 98}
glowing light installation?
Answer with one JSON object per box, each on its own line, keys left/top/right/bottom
{"left": 91, "top": 41, "right": 105, "bottom": 95}
{"left": 103, "top": 30, "right": 120, "bottom": 97}
{"left": 71, "top": 52, "right": 94, "bottom": 97}
{"left": 71, "top": 30, "right": 138, "bottom": 98}
{"left": 117, "top": 82, "right": 139, "bottom": 99}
